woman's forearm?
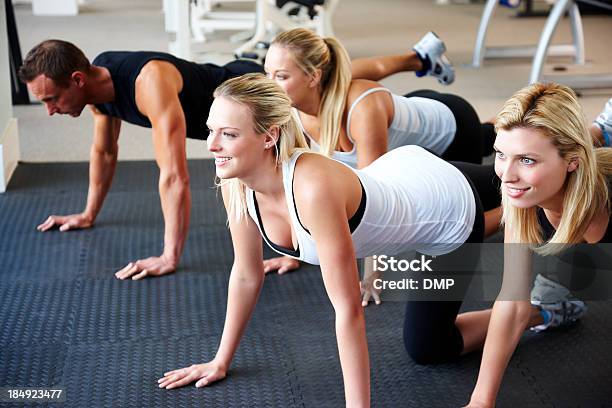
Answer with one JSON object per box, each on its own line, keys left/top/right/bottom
{"left": 215, "top": 266, "right": 264, "bottom": 368}
{"left": 335, "top": 306, "right": 370, "bottom": 408}
{"left": 469, "top": 300, "right": 532, "bottom": 406}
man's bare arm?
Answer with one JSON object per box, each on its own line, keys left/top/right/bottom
{"left": 37, "top": 106, "right": 121, "bottom": 232}
{"left": 115, "top": 61, "right": 191, "bottom": 280}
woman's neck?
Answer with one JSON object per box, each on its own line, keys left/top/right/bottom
{"left": 538, "top": 188, "right": 566, "bottom": 218}
{"left": 240, "top": 160, "right": 285, "bottom": 199}
{"left": 297, "top": 90, "right": 322, "bottom": 117}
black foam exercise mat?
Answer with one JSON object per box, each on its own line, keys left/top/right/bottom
{"left": 1, "top": 160, "right": 611, "bottom": 407}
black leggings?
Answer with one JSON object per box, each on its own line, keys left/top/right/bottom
{"left": 403, "top": 162, "right": 500, "bottom": 364}
{"left": 404, "top": 90, "right": 496, "bottom": 164}
{"left": 222, "top": 59, "right": 265, "bottom": 80}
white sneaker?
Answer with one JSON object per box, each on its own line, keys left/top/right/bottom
{"left": 530, "top": 274, "right": 587, "bottom": 332}
{"left": 531, "top": 273, "right": 570, "bottom": 303}
{"left": 413, "top": 31, "right": 455, "bottom": 86}
{"left": 531, "top": 299, "right": 587, "bottom": 332}
{"left": 594, "top": 98, "right": 612, "bottom": 147}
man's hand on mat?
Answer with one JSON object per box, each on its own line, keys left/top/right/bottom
{"left": 37, "top": 213, "right": 93, "bottom": 232}
{"left": 158, "top": 360, "right": 227, "bottom": 389}
{"left": 115, "top": 255, "right": 176, "bottom": 280}
{"left": 263, "top": 256, "right": 300, "bottom": 275}
{"left": 360, "top": 271, "right": 382, "bottom": 307}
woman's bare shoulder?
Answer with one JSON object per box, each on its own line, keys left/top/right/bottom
{"left": 293, "top": 153, "right": 353, "bottom": 192}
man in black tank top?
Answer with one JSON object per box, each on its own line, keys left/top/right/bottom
{"left": 18, "top": 39, "right": 263, "bottom": 280}
{"left": 18, "top": 37, "right": 458, "bottom": 279}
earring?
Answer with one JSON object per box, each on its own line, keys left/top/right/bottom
{"left": 274, "top": 143, "right": 280, "bottom": 167}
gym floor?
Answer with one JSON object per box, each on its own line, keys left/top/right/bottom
{"left": 2, "top": 161, "right": 611, "bottom": 407}
{"left": 3, "top": 0, "right": 612, "bottom": 407}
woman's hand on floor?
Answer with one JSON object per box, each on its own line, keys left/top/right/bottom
{"left": 115, "top": 255, "right": 177, "bottom": 280}
{"left": 158, "top": 360, "right": 227, "bottom": 389}
{"left": 360, "top": 271, "right": 382, "bottom": 306}
{"left": 263, "top": 256, "right": 300, "bottom": 275}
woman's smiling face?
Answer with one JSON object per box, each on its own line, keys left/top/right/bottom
{"left": 206, "top": 96, "right": 266, "bottom": 180}
{"left": 494, "top": 127, "right": 575, "bottom": 210}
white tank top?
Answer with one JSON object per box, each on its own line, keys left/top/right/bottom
{"left": 302, "top": 88, "right": 457, "bottom": 168}
{"left": 245, "top": 146, "right": 475, "bottom": 265}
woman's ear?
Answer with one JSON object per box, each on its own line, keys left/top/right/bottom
{"left": 264, "top": 125, "right": 280, "bottom": 148}
{"left": 309, "top": 69, "right": 322, "bottom": 88}
{"left": 567, "top": 159, "right": 578, "bottom": 173}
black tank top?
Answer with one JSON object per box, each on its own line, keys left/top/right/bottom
{"left": 537, "top": 207, "right": 612, "bottom": 243}
{"left": 92, "top": 51, "right": 261, "bottom": 140}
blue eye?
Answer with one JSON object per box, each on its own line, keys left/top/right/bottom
{"left": 520, "top": 157, "right": 535, "bottom": 165}
{"left": 495, "top": 151, "right": 505, "bottom": 159}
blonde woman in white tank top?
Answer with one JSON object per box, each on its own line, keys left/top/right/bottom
{"left": 158, "top": 75, "right": 483, "bottom": 406}
{"left": 263, "top": 28, "right": 498, "bottom": 276}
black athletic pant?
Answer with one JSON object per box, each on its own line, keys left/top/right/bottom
{"left": 403, "top": 162, "right": 500, "bottom": 364}
{"left": 222, "top": 59, "right": 265, "bottom": 80}
{"left": 404, "top": 90, "right": 497, "bottom": 164}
